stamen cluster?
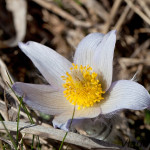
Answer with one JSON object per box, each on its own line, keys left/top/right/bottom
{"left": 62, "top": 63, "right": 105, "bottom": 109}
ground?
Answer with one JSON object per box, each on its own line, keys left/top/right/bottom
{"left": 0, "top": 0, "right": 150, "bottom": 149}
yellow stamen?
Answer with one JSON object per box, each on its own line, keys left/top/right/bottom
{"left": 61, "top": 63, "right": 105, "bottom": 109}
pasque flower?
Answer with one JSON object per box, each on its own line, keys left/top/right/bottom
{"left": 13, "top": 30, "right": 150, "bottom": 131}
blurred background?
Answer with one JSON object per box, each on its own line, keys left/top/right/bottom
{"left": 0, "top": 0, "right": 150, "bottom": 149}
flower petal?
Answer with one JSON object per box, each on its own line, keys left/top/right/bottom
{"left": 53, "top": 104, "right": 101, "bottom": 127}
{"left": 93, "top": 30, "right": 116, "bottom": 91}
{"left": 63, "top": 115, "right": 114, "bottom": 140}
{"left": 18, "top": 41, "right": 72, "bottom": 88}
{"left": 100, "top": 80, "right": 150, "bottom": 114}
{"left": 12, "top": 82, "right": 73, "bottom": 115}
{"left": 74, "top": 33, "right": 104, "bottom": 67}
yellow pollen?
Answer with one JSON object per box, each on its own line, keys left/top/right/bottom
{"left": 61, "top": 63, "right": 105, "bottom": 109}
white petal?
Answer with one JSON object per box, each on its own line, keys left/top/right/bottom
{"left": 53, "top": 104, "right": 101, "bottom": 126}
{"left": 93, "top": 30, "right": 116, "bottom": 91}
{"left": 18, "top": 42, "right": 72, "bottom": 88}
{"left": 74, "top": 33, "right": 104, "bottom": 67}
{"left": 12, "top": 82, "right": 73, "bottom": 115}
{"left": 100, "top": 80, "right": 150, "bottom": 114}
{"left": 63, "top": 116, "right": 114, "bottom": 140}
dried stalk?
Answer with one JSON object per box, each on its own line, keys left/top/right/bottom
{"left": 124, "top": 0, "right": 150, "bottom": 25}
{"left": 0, "top": 121, "right": 127, "bottom": 150}
{"left": 103, "top": 0, "right": 123, "bottom": 33}
{"left": 32, "top": 0, "right": 91, "bottom": 27}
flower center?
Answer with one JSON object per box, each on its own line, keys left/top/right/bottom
{"left": 61, "top": 63, "right": 105, "bottom": 109}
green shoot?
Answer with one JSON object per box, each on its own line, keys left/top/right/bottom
{"left": 36, "top": 136, "right": 41, "bottom": 150}
{"left": 6, "top": 70, "right": 13, "bottom": 85}
{"left": 0, "top": 115, "right": 17, "bottom": 150}
{"left": 59, "top": 106, "right": 75, "bottom": 150}
{"left": 31, "top": 135, "right": 35, "bottom": 150}
{"left": 16, "top": 96, "right": 23, "bottom": 146}
{"left": 6, "top": 81, "right": 34, "bottom": 124}
{"left": 144, "top": 110, "right": 150, "bottom": 125}
{"left": 54, "top": 0, "right": 63, "bottom": 7}
{"left": 6, "top": 74, "right": 38, "bottom": 149}
{"left": 74, "top": 0, "right": 82, "bottom": 5}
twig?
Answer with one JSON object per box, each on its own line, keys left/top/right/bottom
{"left": 63, "top": 0, "right": 87, "bottom": 18}
{"left": 137, "top": 0, "right": 150, "bottom": 18}
{"left": 119, "top": 58, "right": 150, "bottom": 67}
{"left": 4, "top": 90, "right": 9, "bottom": 121}
{"left": 0, "top": 99, "right": 28, "bottom": 119}
{"left": 124, "top": 0, "right": 150, "bottom": 25}
{"left": 32, "top": 0, "right": 91, "bottom": 27}
{"left": 114, "top": 3, "right": 131, "bottom": 32}
{"left": 0, "top": 121, "right": 124, "bottom": 150}
{"left": 0, "top": 119, "right": 17, "bottom": 149}
{"left": 0, "top": 137, "right": 15, "bottom": 149}
{"left": 103, "top": 0, "right": 123, "bottom": 33}
{"left": 80, "top": 0, "right": 109, "bottom": 21}
{"left": 131, "top": 39, "right": 150, "bottom": 58}
{"left": 0, "top": 58, "right": 19, "bottom": 106}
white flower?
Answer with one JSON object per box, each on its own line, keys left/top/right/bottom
{"left": 13, "top": 30, "right": 150, "bottom": 131}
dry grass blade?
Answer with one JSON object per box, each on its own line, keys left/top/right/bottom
{"left": 124, "top": 0, "right": 150, "bottom": 25}
{"left": 0, "top": 137, "right": 15, "bottom": 149}
{"left": 33, "top": 0, "right": 91, "bottom": 27}
{"left": 63, "top": 0, "right": 87, "bottom": 18}
{"left": 114, "top": 3, "right": 131, "bottom": 32}
{"left": 0, "top": 100, "right": 9, "bottom": 122}
{"left": 137, "top": 0, "right": 150, "bottom": 18}
{"left": 80, "top": 0, "right": 109, "bottom": 21}
{"left": 3, "top": 90, "right": 9, "bottom": 121}
{"left": 0, "top": 58, "right": 19, "bottom": 105}
{"left": 131, "top": 39, "right": 150, "bottom": 58}
{"left": 0, "top": 59, "right": 13, "bottom": 86}
{"left": 0, "top": 121, "right": 126, "bottom": 150}
{"left": 0, "top": 99, "right": 28, "bottom": 120}
{"left": 103, "top": 0, "right": 123, "bottom": 33}
{"left": 1, "top": 0, "right": 27, "bottom": 47}
{"left": 119, "top": 58, "right": 150, "bottom": 67}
